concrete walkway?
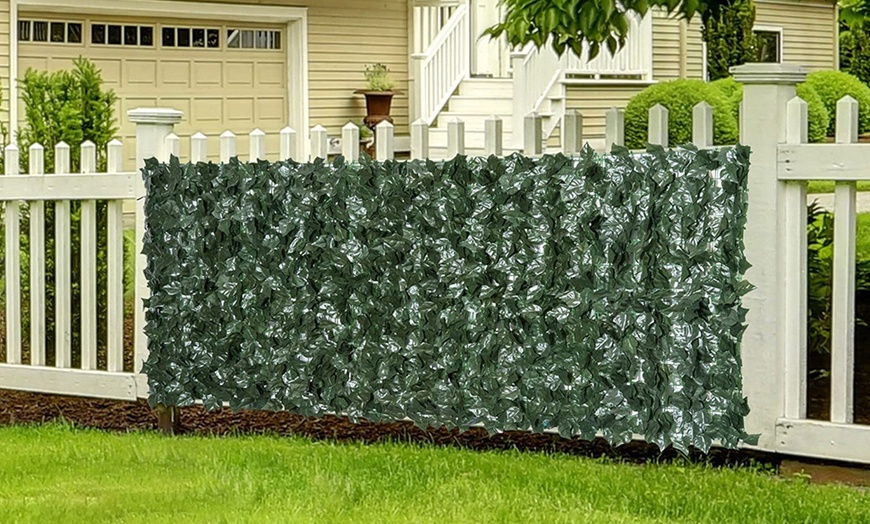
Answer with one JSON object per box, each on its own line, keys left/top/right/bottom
{"left": 807, "top": 192, "right": 870, "bottom": 213}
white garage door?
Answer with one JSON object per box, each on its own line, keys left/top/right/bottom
{"left": 18, "top": 14, "right": 289, "bottom": 166}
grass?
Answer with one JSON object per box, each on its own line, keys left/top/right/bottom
{"left": 0, "top": 424, "right": 867, "bottom": 524}
{"left": 807, "top": 180, "right": 870, "bottom": 194}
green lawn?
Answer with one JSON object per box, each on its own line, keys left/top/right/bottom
{"left": 0, "top": 424, "right": 866, "bottom": 524}
{"left": 807, "top": 180, "right": 870, "bottom": 194}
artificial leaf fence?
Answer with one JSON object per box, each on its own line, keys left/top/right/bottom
{"left": 142, "top": 146, "right": 754, "bottom": 452}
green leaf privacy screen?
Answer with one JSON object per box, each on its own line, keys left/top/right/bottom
{"left": 142, "top": 146, "right": 755, "bottom": 452}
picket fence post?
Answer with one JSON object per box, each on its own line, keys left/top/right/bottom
{"left": 128, "top": 107, "right": 183, "bottom": 434}
{"left": 730, "top": 63, "right": 807, "bottom": 449}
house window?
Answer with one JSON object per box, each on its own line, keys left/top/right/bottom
{"left": 19, "top": 20, "right": 83, "bottom": 44}
{"left": 91, "top": 23, "right": 154, "bottom": 46}
{"left": 753, "top": 27, "right": 782, "bottom": 63}
{"left": 162, "top": 26, "right": 221, "bottom": 48}
{"left": 227, "top": 29, "right": 281, "bottom": 50}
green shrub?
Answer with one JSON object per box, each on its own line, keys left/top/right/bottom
{"left": 6, "top": 57, "right": 119, "bottom": 367}
{"left": 702, "top": 0, "right": 759, "bottom": 81}
{"left": 840, "top": 27, "right": 870, "bottom": 86}
{"left": 795, "top": 84, "right": 831, "bottom": 144}
{"left": 803, "top": 70, "right": 870, "bottom": 135}
{"left": 710, "top": 77, "right": 743, "bottom": 120}
{"left": 625, "top": 79, "right": 738, "bottom": 149}
{"left": 710, "top": 79, "right": 830, "bottom": 143}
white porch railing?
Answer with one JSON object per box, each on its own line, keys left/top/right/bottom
{"left": 511, "top": 43, "right": 565, "bottom": 147}
{"left": 411, "top": 2, "right": 470, "bottom": 125}
{"left": 509, "top": 13, "right": 653, "bottom": 148}
{"left": 412, "top": 0, "right": 463, "bottom": 54}
{"left": 563, "top": 13, "right": 653, "bottom": 79}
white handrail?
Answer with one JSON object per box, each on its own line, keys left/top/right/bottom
{"left": 511, "top": 42, "right": 564, "bottom": 147}
{"left": 412, "top": 3, "right": 470, "bottom": 125}
{"left": 412, "top": 0, "right": 462, "bottom": 53}
{"left": 562, "top": 13, "right": 653, "bottom": 79}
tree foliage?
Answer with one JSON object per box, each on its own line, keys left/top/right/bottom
{"left": 702, "top": 0, "right": 758, "bottom": 81}
{"left": 8, "top": 57, "right": 121, "bottom": 368}
{"left": 485, "top": 0, "right": 737, "bottom": 58}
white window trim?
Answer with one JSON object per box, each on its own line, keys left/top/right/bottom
{"left": 752, "top": 25, "right": 784, "bottom": 64}
{"left": 14, "top": 0, "right": 310, "bottom": 159}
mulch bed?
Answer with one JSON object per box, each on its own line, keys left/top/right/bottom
{"left": 0, "top": 388, "right": 776, "bottom": 468}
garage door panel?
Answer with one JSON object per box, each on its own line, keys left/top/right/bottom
{"left": 20, "top": 56, "right": 49, "bottom": 72}
{"left": 226, "top": 62, "right": 255, "bottom": 87}
{"left": 160, "top": 61, "right": 191, "bottom": 87}
{"left": 257, "top": 97, "right": 286, "bottom": 124}
{"left": 126, "top": 60, "right": 157, "bottom": 87}
{"left": 90, "top": 59, "right": 122, "bottom": 86}
{"left": 192, "top": 98, "right": 223, "bottom": 125}
{"left": 226, "top": 98, "right": 255, "bottom": 125}
{"left": 193, "top": 61, "right": 223, "bottom": 88}
{"left": 256, "top": 62, "right": 285, "bottom": 87}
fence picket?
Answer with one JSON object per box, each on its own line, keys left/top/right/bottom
{"left": 411, "top": 119, "right": 430, "bottom": 160}
{"left": 280, "top": 126, "right": 297, "bottom": 160}
{"left": 605, "top": 107, "right": 625, "bottom": 150}
{"left": 342, "top": 122, "right": 360, "bottom": 160}
{"left": 310, "top": 125, "right": 329, "bottom": 160}
{"left": 563, "top": 110, "right": 583, "bottom": 155}
{"left": 249, "top": 128, "right": 266, "bottom": 162}
{"left": 28, "top": 144, "right": 46, "bottom": 366}
{"left": 164, "top": 133, "right": 180, "bottom": 160}
{"left": 831, "top": 95, "right": 859, "bottom": 424}
{"left": 220, "top": 131, "right": 237, "bottom": 163}
{"left": 54, "top": 142, "right": 72, "bottom": 368}
{"left": 447, "top": 118, "right": 465, "bottom": 157}
{"left": 107, "top": 140, "right": 125, "bottom": 372}
{"left": 190, "top": 132, "right": 208, "bottom": 163}
{"left": 376, "top": 120, "right": 394, "bottom": 160}
{"left": 524, "top": 112, "right": 543, "bottom": 157}
{"left": 80, "top": 141, "right": 98, "bottom": 371}
{"left": 648, "top": 104, "right": 668, "bottom": 147}
{"left": 692, "top": 102, "right": 713, "bottom": 147}
{"left": 782, "top": 96, "right": 808, "bottom": 420}
{"left": 484, "top": 116, "right": 503, "bottom": 157}
{"left": 4, "top": 144, "right": 21, "bottom": 364}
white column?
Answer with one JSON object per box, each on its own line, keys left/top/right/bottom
{"left": 127, "top": 107, "right": 183, "bottom": 395}
{"left": 731, "top": 63, "right": 807, "bottom": 449}
{"left": 511, "top": 51, "right": 528, "bottom": 149}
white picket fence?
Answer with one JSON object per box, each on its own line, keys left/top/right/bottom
{"left": 0, "top": 64, "right": 867, "bottom": 464}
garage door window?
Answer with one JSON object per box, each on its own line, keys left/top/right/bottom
{"left": 91, "top": 24, "right": 154, "bottom": 46}
{"left": 19, "top": 20, "right": 83, "bottom": 44}
{"left": 162, "top": 27, "right": 221, "bottom": 48}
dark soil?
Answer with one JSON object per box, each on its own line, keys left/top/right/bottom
{"left": 0, "top": 388, "right": 775, "bottom": 468}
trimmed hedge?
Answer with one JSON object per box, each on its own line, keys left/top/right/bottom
{"left": 142, "top": 149, "right": 755, "bottom": 453}
{"left": 625, "top": 80, "right": 739, "bottom": 149}
{"left": 803, "top": 70, "right": 870, "bottom": 135}
{"left": 710, "top": 78, "right": 830, "bottom": 143}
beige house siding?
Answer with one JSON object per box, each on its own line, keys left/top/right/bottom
{"left": 754, "top": 0, "right": 837, "bottom": 70}
{"left": 563, "top": 86, "right": 641, "bottom": 145}
{"left": 652, "top": 10, "right": 705, "bottom": 81}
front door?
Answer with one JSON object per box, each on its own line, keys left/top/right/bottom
{"left": 471, "top": 0, "right": 509, "bottom": 77}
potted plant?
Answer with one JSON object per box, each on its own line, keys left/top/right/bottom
{"left": 354, "top": 63, "right": 400, "bottom": 129}
{"left": 359, "top": 120, "right": 375, "bottom": 157}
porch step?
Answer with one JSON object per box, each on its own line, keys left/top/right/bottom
{"left": 455, "top": 78, "right": 513, "bottom": 97}
{"left": 445, "top": 95, "right": 513, "bottom": 114}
